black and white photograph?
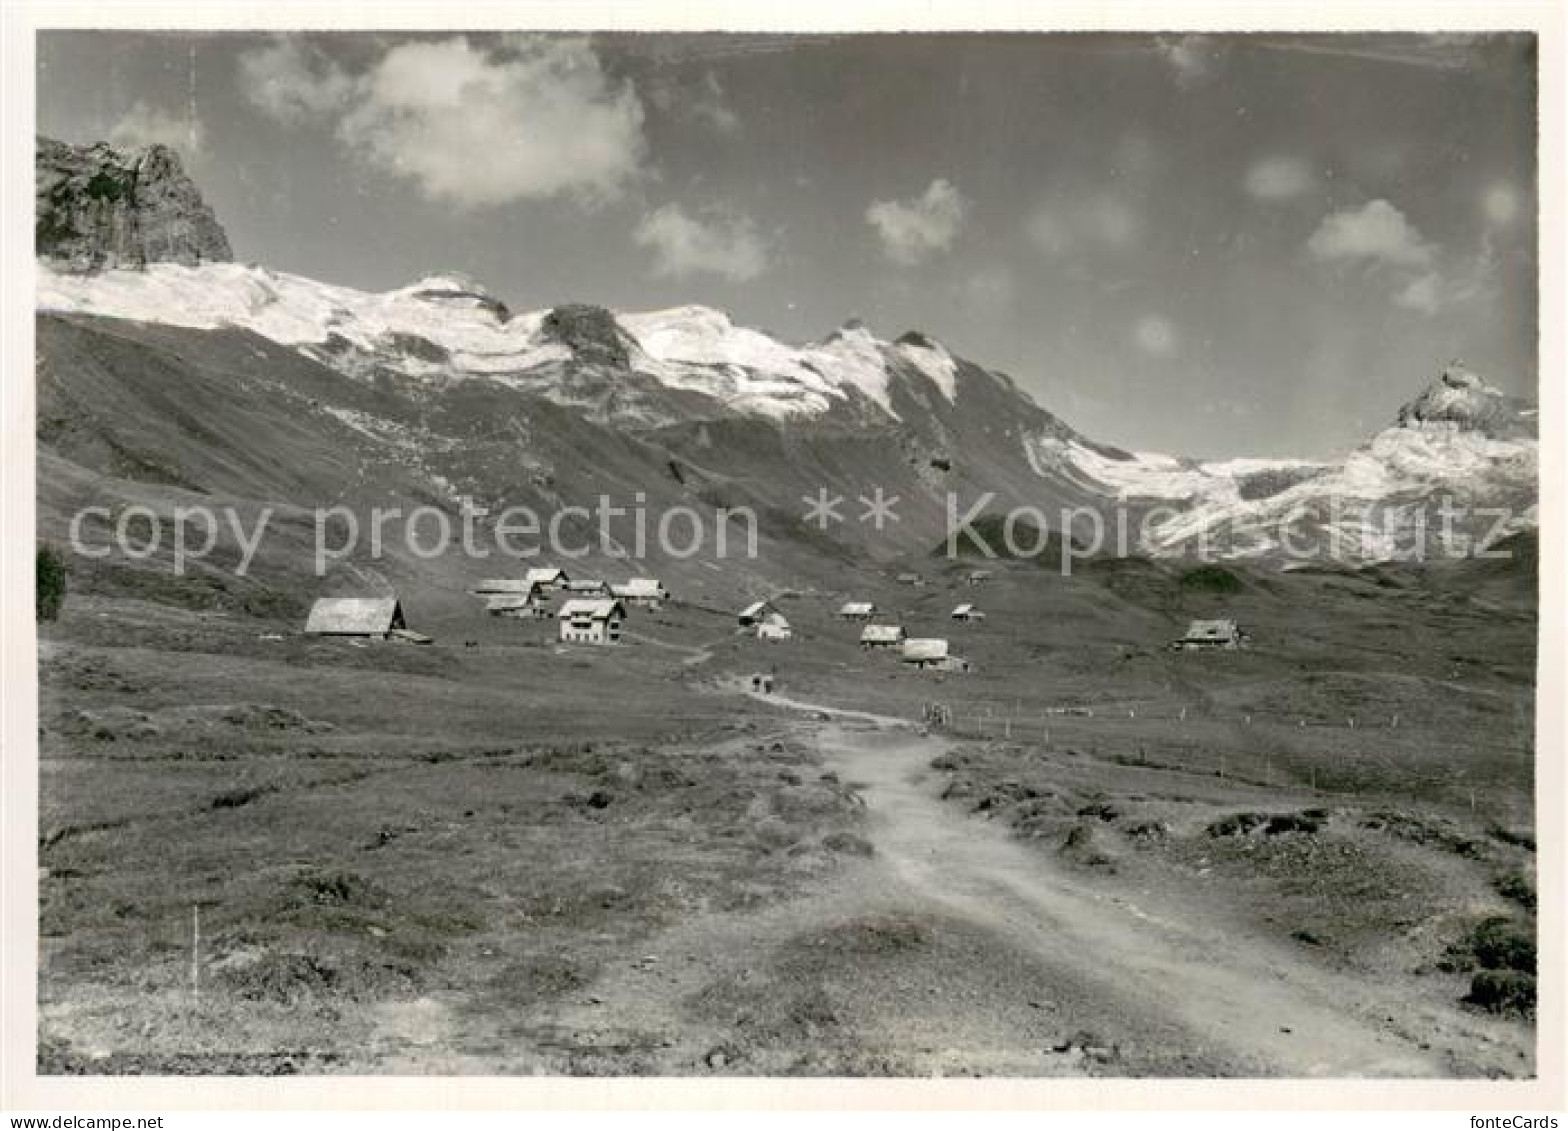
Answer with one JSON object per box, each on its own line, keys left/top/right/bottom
{"left": 3, "top": 1, "right": 1563, "bottom": 1116}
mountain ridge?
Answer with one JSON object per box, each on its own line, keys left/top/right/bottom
{"left": 33, "top": 137, "right": 1538, "bottom": 573}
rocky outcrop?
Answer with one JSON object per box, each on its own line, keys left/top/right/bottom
{"left": 36, "top": 136, "right": 232, "bottom": 271}
{"left": 1396, "top": 363, "right": 1537, "bottom": 440}
{"left": 539, "top": 304, "right": 637, "bottom": 368}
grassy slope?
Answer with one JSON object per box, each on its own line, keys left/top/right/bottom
{"left": 32, "top": 313, "right": 1539, "bottom": 1074}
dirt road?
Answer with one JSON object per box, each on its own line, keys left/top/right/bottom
{"left": 372, "top": 699, "right": 1460, "bottom": 1076}
{"left": 810, "top": 720, "right": 1446, "bottom": 1076}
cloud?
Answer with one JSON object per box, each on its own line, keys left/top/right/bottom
{"left": 866, "top": 179, "right": 968, "bottom": 265}
{"left": 237, "top": 34, "right": 647, "bottom": 210}
{"left": 107, "top": 102, "right": 205, "bottom": 156}
{"left": 1133, "top": 314, "right": 1179, "bottom": 356}
{"left": 649, "top": 70, "right": 741, "bottom": 137}
{"left": 1392, "top": 273, "right": 1442, "bottom": 315}
{"left": 237, "top": 38, "right": 355, "bottom": 123}
{"left": 1306, "top": 199, "right": 1435, "bottom": 269}
{"left": 1156, "top": 35, "right": 1220, "bottom": 88}
{"left": 634, "top": 203, "right": 770, "bottom": 281}
{"left": 1307, "top": 199, "right": 1464, "bottom": 316}
{"left": 1244, "top": 156, "right": 1317, "bottom": 201}
{"left": 690, "top": 72, "right": 742, "bottom": 137}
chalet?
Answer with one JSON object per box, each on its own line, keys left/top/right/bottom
{"left": 557, "top": 598, "right": 626, "bottom": 645}
{"left": 1172, "top": 618, "right": 1245, "bottom": 651}
{"left": 561, "top": 578, "right": 612, "bottom": 597}
{"left": 737, "top": 600, "right": 777, "bottom": 627}
{"left": 524, "top": 567, "right": 570, "bottom": 591}
{"left": 896, "top": 572, "right": 925, "bottom": 587}
{"left": 838, "top": 601, "right": 877, "bottom": 620}
{"left": 951, "top": 603, "right": 986, "bottom": 621}
{"left": 611, "top": 578, "right": 669, "bottom": 609}
{"left": 485, "top": 592, "right": 549, "bottom": 619}
{"left": 860, "top": 624, "right": 906, "bottom": 650}
{"left": 757, "top": 612, "right": 792, "bottom": 641}
{"left": 902, "top": 637, "right": 970, "bottom": 672}
{"left": 966, "top": 569, "right": 993, "bottom": 586}
{"left": 305, "top": 596, "right": 431, "bottom": 643}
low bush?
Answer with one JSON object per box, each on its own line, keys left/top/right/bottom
{"left": 36, "top": 544, "right": 67, "bottom": 621}
{"left": 1467, "top": 969, "right": 1536, "bottom": 1016}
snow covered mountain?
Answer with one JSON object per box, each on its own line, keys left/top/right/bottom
{"left": 36, "top": 259, "right": 1537, "bottom": 565}
{"left": 1024, "top": 364, "right": 1537, "bottom": 560}
{"left": 33, "top": 137, "right": 1537, "bottom": 570}
{"left": 36, "top": 262, "right": 957, "bottom": 427}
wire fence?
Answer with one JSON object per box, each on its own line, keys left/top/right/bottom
{"left": 925, "top": 696, "right": 1534, "bottom": 816}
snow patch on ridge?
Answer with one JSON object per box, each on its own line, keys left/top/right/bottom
{"left": 893, "top": 338, "right": 959, "bottom": 401}
{"left": 39, "top": 264, "right": 914, "bottom": 422}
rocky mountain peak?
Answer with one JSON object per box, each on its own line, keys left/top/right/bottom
{"left": 36, "top": 136, "right": 232, "bottom": 271}
{"left": 1395, "top": 361, "right": 1535, "bottom": 440}
{"left": 539, "top": 303, "right": 637, "bottom": 368}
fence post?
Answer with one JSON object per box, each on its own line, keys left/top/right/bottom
{"left": 191, "top": 904, "right": 201, "bottom": 1007}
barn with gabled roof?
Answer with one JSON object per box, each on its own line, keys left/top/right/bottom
{"left": 611, "top": 578, "right": 669, "bottom": 609}
{"left": 305, "top": 596, "right": 419, "bottom": 640}
{"left": 738, "top": 599, "right": 777, "bottom": 627}
{"left": 525, "top": 567, "right": 570, "bottom": 590}
{"left": 902, "top": 637, "right": 970, "bottom": 671}
{"left": 1173, "top": 618, "right": 1244, "bottom": 650}
{"left": 860, "top": 624, "right": 906, "bottom": 649}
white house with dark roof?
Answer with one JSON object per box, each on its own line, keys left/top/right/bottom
{"left": 757, "top": 612, "right": 792, "bottom": 641}
{"left": 557, "top": 598, "right": 626, "bottom": 644}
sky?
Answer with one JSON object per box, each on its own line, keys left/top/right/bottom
{"left": 36, "top": 31, "right": 1538, "bottom": 459}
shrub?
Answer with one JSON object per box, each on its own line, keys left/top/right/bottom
{"left": 1467, "top": 969, "right": 1536, "bottom": 1015}
{"left": 36, "top": 544, "right": 67, "bottom": 621}
{"left": 1469, "top": 917, "right": 1535, "bottom": 973}
{"left": 1494, "top": 870, "right": 1536, "bottom": 912}
{"left": 1206, "top": 811, "right": 1268, "bottom": 837}
{"left": 1441, "top": 916, "right": 1535, "bottom": 976}
{"left": 1179, "top": 565, "right": 1243, "bottom": 594}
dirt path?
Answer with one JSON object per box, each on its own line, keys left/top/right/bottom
{"left": 622, "top": 630, "right": 714, "bottom": 667}
{"left": 369, "top": 691, "right": 1461, "bottom": 1076}
{"left": 812, "top": 720, "right": 1445, "bottom": 1076}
